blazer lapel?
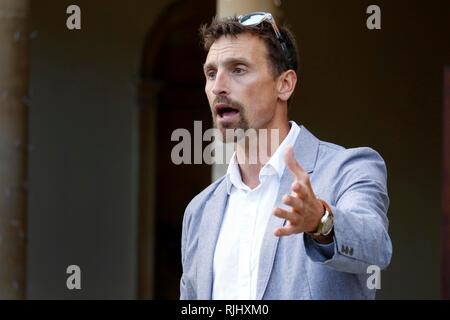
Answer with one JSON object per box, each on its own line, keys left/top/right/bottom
{"left": 256, "top": 125, "right": 319, "bottom": 299}
{"left": 196, "top": 180, "right": 229, "bottom": 299}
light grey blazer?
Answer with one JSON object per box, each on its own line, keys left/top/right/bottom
{"left": 180, "top": 125, "right": 392, "bottom": 300}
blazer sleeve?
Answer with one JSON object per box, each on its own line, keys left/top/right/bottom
{"left": 304, "top": 147, "right": 393, "bottom": 274}
{"left": 180, "top": 203, "right": 193, "bottom": 299}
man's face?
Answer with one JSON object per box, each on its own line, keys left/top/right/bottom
{"left": 203, "top": 33, "right": 280, "bottom": 139}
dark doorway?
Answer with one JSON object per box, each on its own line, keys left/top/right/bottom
{"left": 139, "top": 0, "right": 215, "bottom": 299}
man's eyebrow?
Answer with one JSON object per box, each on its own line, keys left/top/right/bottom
{"left": 223, "top": 57, "right": 252, "bottom": 67}
{"left": 203, "top": 62, "right": 216, "bottom": 71}
{"left": 203, "top": 57, "right": 252, "bottom": 71}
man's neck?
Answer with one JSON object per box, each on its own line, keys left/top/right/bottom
{"left": 236, "top": 122, "right": 291, "bottom": 189}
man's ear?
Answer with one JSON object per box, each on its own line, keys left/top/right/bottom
{"left": 277, "top": 70, "right": 297, "bottom": 102}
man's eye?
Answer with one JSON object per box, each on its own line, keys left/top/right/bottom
{"left": 206, "top": 71, "right": 216, "bottom": 79}
{"left": 233, "top": 67, "right": 245, "bottom": 74}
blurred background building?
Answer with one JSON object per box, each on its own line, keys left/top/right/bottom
{"left": 0, "top": 0, "right": 449, "bottom": 299}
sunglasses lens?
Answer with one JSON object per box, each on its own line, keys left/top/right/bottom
{"left": 237, "top": 12, "right": 290, "bottom": 67}
{"left": 239, "top": 13, "right": 266, "bottom": 26}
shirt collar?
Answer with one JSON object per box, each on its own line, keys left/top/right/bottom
{"left": 262, "top": 120, "right": 300, "bottom": 178}
{"left": 226, "top": 153, "right": 250, "bottom": 194}
{"left": 225, "top": 121, "right": 301, "bottom": 194}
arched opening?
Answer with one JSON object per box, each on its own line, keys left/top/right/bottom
{"left": 138, "top": 0, "right": 215, "bottom": 299}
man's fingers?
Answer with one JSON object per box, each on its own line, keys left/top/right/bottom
{"left": 273, "top": 207, "right": 298, "bottom": 222}
{"left": 291, "top": 181, "right": 308, "bottom": 198}
{"left": 274, "top": 225, "right": 297, "bottom": 237}
{"left": 285, "top": 146, "right": 306, "bottom": 181}
{"left": 282, "top": 194, "right": 304, "bottom": 213}
{"left": 274, "top": 147, "right": 316, "bottom": 238}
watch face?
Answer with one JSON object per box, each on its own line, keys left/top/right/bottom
{"left": 322, "top": 219, "right": 333, "bottom": 234}
{"left": 321, "top": 212, "right": 334, "bottom": 235}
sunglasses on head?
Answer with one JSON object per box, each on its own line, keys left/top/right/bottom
{"left": 237, "top": 12, "right": 290, "bottom": 61}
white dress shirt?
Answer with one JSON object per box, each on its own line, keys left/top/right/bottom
{"left": 212, "top": 121, "right": 301, "bottom": 300}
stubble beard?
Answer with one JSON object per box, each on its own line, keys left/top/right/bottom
{"left": 212, "top": 97, "right": 250, "bottom": 143}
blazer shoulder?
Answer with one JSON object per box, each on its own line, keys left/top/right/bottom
{"left": 335, "top": 145, "right": 387, "bottom": 173}
{"left": 316, "top": 141, "right": 388, "bottom": 189}
{"left": 318, "top": 140, "right": 386, "bottom": 167}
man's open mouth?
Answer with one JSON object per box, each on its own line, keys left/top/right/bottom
{"left": 215, "top": 104, "right": 240, "bottom": 118}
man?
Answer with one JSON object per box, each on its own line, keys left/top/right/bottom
{"left": 180, "top": 12, "right": 392, "bottom": 300}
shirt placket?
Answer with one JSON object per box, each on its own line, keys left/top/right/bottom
{"left": 249, "top": 179, "right": 266, "bottom": 299}
{"left": 237, "top": 189, "right": 257, "bottom": 299}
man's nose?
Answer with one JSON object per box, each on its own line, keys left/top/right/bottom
{"left": 211, "top": 71, "right": 230, "bottom": 96}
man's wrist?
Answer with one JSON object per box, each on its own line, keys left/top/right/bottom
{"left": 308, "top": 199, "right": 334, "bottom": 243}
{"left": 310, "top": 230, "right": 334, "bottom": 244}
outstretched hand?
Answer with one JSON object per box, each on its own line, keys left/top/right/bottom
{"left": 273, "top": 146, "right": 324, "bottom": 237}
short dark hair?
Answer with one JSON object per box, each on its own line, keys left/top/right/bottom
{"left": 199, "top": 15, "right": 299, "bottom": 78}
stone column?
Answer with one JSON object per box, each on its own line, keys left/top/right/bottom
{"left": 0, "top": 0, "right": 30, "bottom": 299}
